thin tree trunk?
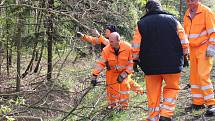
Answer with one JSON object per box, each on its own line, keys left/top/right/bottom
{"left": 35, "top": 50, "right": 39, "bottom": 61}
{"left": 179, "top": 0, "right": 182, "bottom": 23}
{"left": 16, "top": 0, "right": 24, "bottom": 92}
{"left": 22, "top": 8, "right": 42, "bottom": 78}
{"left": 6, "top": 5, "right": 10, "bottom": 76}
{"left": 21, "top": 43, "right": 37, "bottom": 78}
{"left": 34, "top": 44, "right": 44, "bottom": 73}
{"left": 46, "top": 0, "right": 54, "bottom": 81}
{"left": 0, "top": 3, "right": 3, "bottom": 75}
{"left": 8, "top": 47, "right": 12, "bottom": 66}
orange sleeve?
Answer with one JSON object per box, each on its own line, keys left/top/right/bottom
{"left": 177, "top": 21, "right": 189, "bottom": 49}
{"left": 82, "top": 35, "right": 109, "bottom": 45}
{"left": 131, "top": 26, "right": 142, "bottom": 61}
{"left": 206, "top": 11, "right": 215, "bottom": 45}
{"left": 183, "top": 11, "right": 189, "bottom": 35}
{"left": 81, "top": 35, "right": 100, "bottom": 45}
{"left": 126, "top": 47, "right": 134, "bottom": 74}
{"left": 92, "top": 51, "right": 107, "bottom": 75}
{"left": 98, "top": 35, "right": 109, "bottom": 45}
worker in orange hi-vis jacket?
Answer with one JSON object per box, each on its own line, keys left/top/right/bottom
{"left": 77, "top": 25, "right": 144, "bottom": 95}
{"left": 91, "top": 32, "right": 137, "bottom": 110}
{"left": 131, "top": 0, "right": 189, "bottom": 120}
{"left": 184, "top": 0, "right": 215, "bottom": 116}
{"left": 77, "top": 24, "right": 116, "bottom": 51}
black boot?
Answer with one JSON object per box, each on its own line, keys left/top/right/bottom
{"left": 185, "top": 104, "right": 205, "bottom": 112}
{"left": 205, "top": 105, "right": 215, "bottom": 117}
{"left": 159, "top": 116, "right": 171, "bottom": 121}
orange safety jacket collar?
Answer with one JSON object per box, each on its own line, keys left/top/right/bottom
{"left": 109, "top": 41, "right": 126, "bottom": 53}
{"left": 185, "top": 3, "right": 203, "bottom": 18}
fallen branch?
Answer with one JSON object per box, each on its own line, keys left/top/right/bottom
{"left": 60, "top": 86, "right": 93, "bottom": 121}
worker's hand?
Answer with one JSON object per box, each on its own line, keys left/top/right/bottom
{"left": 183, "top": 48, "right": 189, "bottom": 56}
{"left": 117, "top": 72, "right": 128, "bottom": 83}
{"left": 91, "top": 28, "right": 100, "bottom": 37}
{"left": 91, "top": 75, "right": 97, "bottom": 86}
{"left": 133, "top": 62, "right": 139, "bottom": 72}
{"left": 76, "top": 32, "right": 84, "bottom": 38}
{"left": 183, "top": 54, "right": 189, "bottom": 67}
{"left": 206, "top": 45, "right": 215, "bottom": 57}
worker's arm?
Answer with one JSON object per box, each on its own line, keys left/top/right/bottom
{"left": 131, "top": 26, "right": 142, "bottom": 61}
{"left": 81, "top": 34, "right": 109, "bottom": 45}
{"left": 206, "top": 11, "right": 215, "bottom": 57}
{"left": 125, "top": 48, "right": 134, "bottom": 74}
{"left": 206, "top": 11, "right": 215, "bottom": 45}
{"left": 176, "top": 21, "right": 189, "bottom": 55}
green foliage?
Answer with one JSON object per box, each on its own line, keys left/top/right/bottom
{"left": 0, "top": 106, "right": 15, "bottom": 121}
{"left": 136, "top": 0, "right": 147, "bottom": 6}
{"left": 5, "top": 116, "right": 15, "bottom": 121}
{"left": 161, "top": 0, "right": 180, "bottom": 17}
{"left": 0, "top": 105, "right": 12, "bottom": 114}
{"left": 0, "top": 97, "right": 25, "bottom": 121}
{"left": 201, "top": 0, "right": 215, "bottom": 11}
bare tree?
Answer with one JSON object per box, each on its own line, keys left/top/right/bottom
{"left": 15, "top": 0, "right": 24, "bottom": 92}
{"left": 46, "top": 0, "right": 54, "bottom": 82}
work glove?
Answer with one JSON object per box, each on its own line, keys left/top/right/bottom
{"left": 91, "top": 75, "right": 98, "bottom": 86}
{"left": 183, "top": 54, "right": 189, "bottom": 67}
{"left": 117, "top": 71, "right": 128, "bottom": 83}
{"left": 183, "top": 48, "right": 189, "bottom": 67}
{"left": 76, "top": 32, "right": 84, "bottom": 38}
{"left": 133, "top": 62, "right": 139, "bottom": 72}
{"left": 206, "top": 44, "right": 215, "bottom": 57}
{"left": 183, "top": 48, "right": 189, "bottom": 56}
{"left": 91, "top": 28, "right": 100, "bottom": 37}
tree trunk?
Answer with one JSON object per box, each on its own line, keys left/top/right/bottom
{"left": 46, "top": 0, "right": 54, "bottom": 81}
{"left": 21, "top": 43, "right": 37, "bottom": 78}
{"left": 0, "top": 3, "right": 3, "bottom": 75}
{"left": 34, "top": 44, "right": 44, "bottom": 73}
{"left": 5, "top": 5, "right": 10, "bottom": 76}
{"left": 8, "top": 47, "right": 12, "bottom": 66}
{"left": 22, "top": 8, "right": 42, "bottom": 78}
{"left": 16, "top": 0, "right": 24, "bottom": 92}
{"left": 35, "top": 50, "right": 39, "bottom": 61}
{"left": 179, "top": 0, "right": 182, "bottom": 23}
{"left": 0, "top": 42, "right": 3, "bottom": 75}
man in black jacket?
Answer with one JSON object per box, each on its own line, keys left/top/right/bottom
{"left": 131, "top": 0, "right": 189, "bottom": 120}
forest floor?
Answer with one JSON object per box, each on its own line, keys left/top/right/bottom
{"left": 1, "top": 53, "right": 215, "bottom": 121}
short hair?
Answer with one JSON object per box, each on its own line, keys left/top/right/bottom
{"left": 106, "top": 24, "right": 117, "bottom": 32}
{"left": 145, "top": 0, "right": 162, "bottom": 13}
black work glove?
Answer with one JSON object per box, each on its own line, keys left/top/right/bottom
{"left": 76, "top": 32, "right": 84, "bottom": 38}
{"left": 183, "top": 55, "right": 189, "bottom": 67}
{"left": 117, "top": 72, "right": 128, "bottom": 83}
{"left": 91, "top": 75, "right": 97, "bottom": 86}
{"left": 133, "top": 62, "right": 139, "bottom": 72}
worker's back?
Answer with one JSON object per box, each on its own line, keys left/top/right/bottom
{"left": 138, "top": 11, "right": 184, "bottom": 75}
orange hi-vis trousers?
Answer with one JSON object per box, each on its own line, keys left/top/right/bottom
{"left": 145, "top": 73, "right": 180, "bottom": 121}
{"left": 190, "top": 43, "right": 215, "bottom": 106}
{"left": 106, "top": 70, "right": 130, "bottom": 109}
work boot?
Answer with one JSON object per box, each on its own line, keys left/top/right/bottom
{"left": 185, "top": 104, "right": 205, "bottom": 112}
{"left": 205, "top": 105, "right": 215, "bottom": 117}
{"left": 159, "top": 116, "right": 171, "bottom": 121}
